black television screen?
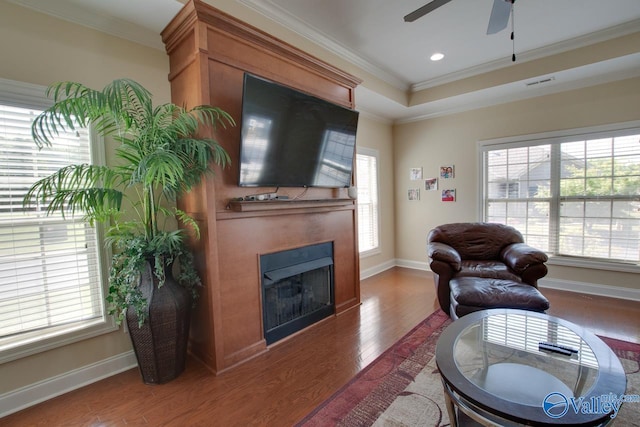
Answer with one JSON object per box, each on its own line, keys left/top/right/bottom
{"left": 239, "top": 74, "right": 359, "bottom": 188}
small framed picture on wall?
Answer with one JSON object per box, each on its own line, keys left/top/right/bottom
{"left": 440, "top": 165, "right": 454, "bottom": 179}
{"left": 410, "top": 167, "right": 423, "bottom": 180}
{"left": 441, "top": 189, "right": 456, "bottom": 202}
{"left": 408, "top": 189, "right": 420, "bottom": 201}
{"left": 425, "top": 178, "right": 438, "bottom": 191}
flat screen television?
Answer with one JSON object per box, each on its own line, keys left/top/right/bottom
{"left": 239, "top": 74, "right": 359, "bottom": 188}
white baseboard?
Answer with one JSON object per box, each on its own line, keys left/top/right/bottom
{"left": 394, "top": 258, "right": 429, "bottom": 271}
{"left": 4, "top": 262, "right": 637, "bottom": 418}
{"left": 360, "top": 259, "right": 396, "bottom": 279}
{"left": 539, "top": 278, "right": 640, "bottom": 301}
{"left": 363, "top": 259, "right": 640, "bottom": 302}
{"left": 360, "top": 258, "right": 429, "bottom": 280}
{"left": 0, "top": 351, "right": 137, "bottom": 418}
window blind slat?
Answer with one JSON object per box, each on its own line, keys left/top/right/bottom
{"left": 356, "top": 152, "right": 379, "bottom": 253}
{"left": 483, "top": 128, "right": 640, "bottom": 264}
{"left": 0, "top": 98, "right": 104, "bottom": 343}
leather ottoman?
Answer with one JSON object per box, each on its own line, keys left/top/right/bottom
{"left": 449, "top": 277, "right": 550, "bottom": 320}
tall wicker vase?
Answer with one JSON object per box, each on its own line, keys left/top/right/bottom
{"left": 126, "top": 260, "right": 192, "bottom": 384}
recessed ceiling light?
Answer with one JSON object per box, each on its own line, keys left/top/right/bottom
{"left": 430, "top": 52, "right": 444, "bottom": 61}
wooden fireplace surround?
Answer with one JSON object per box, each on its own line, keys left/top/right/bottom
{"left": 162, "top": 0, "right": 362, "bottom": 374}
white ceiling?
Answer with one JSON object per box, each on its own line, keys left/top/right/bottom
{"left": 9, "top": 0, "right": 640, "bottom": 122}
{"left": 239, "top": 0, "right": 640, "bottom": 89}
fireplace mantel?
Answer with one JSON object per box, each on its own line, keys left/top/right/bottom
{"left": 162, "top": 0, "right": 361, "bottom": 374}
{"left": 226, "top": 198, "right": 355, "bottom": 213}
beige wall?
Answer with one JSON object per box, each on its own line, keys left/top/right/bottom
{"left": 1, "top": 0, "right": 638, "bottom": 411}
{"left": 0, "top": 0, "right": 397, "bottom": 402}
{"left": 355, "top": 115, "right": 396, "bottom": 274}
{"left": 393, "top": 76, "right": 640, "bottom": 291}
{"left": 0, "top": 1, "right": 170, "bottom": 395}
{"left": 0, "top": 3, "right": 169, "bottom": 94}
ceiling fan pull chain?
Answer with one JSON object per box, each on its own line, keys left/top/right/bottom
{"left": 511, "top": 0, "right": 516, "bottom": 61}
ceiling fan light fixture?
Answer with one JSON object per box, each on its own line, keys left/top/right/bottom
{"left": 430, "top": 52, "right": 445, "bottom": 61}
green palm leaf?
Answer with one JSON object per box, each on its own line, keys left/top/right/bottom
{"left": 25, "top": 78, "right": 234, "bottom": 325}
{"left": 23, "top": 164, "right": 125, "bottom": 222}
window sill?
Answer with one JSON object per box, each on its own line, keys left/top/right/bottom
{"left": 359, "top": 247, "right": 382, "bottom": 258}
{"left": 547, "top": 256, "right": 640, "bottom": 274}
{"left": 0, "top": 318, "right": 117, "bottom": 364}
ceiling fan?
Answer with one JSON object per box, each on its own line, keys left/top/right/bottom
{"left": 404, "top": 0, "right": 514, "bottom": 35}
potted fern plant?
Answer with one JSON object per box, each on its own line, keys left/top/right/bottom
{"left": 24, "top": 78, "right": 233, "bottom": 384}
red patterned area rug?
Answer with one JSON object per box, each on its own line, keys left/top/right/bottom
{"left": 296, "top": 310, "right": 640, "bottom": 427}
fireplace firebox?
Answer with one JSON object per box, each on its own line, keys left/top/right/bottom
{"left": 260, "top": 242, "right": 335, "bottom": 344}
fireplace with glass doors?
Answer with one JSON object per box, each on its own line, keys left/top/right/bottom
{"left": 260, "top": 242, "right": 335, "bottom": 344}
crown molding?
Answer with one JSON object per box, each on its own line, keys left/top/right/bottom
{"left": 9, "top": 0, "right": 640, "bottom": 99}
{"left": 234, "top": 1, "right": 640, "bottom": 96}
{"left": 357, "top": 109, "right": 393, "bottom": 126}
{"left": 411, "top": 19, "right": 640, "bottom": 92}
{"left": 398, "top": 53, "right": 640, "bottom": 124}
{"left": 235, "top": 0, "right": 409, "bottom": 91}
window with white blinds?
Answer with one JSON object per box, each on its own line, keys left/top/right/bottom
{"left": 356, "top": 148, "right": 379, "bottom": 254}
{"left": 480, "top": 122, "right": 640, "bottom": 267}
{"left": 0, "top": 79, "right": 109, "bottom": 362}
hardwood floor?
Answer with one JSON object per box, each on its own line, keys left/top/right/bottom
{"left": 3, "top": 267, "right": 639, "bottom": 426}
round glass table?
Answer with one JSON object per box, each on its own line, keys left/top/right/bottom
{"left": 435, "top": 309, "right": 627, "bottom": 426}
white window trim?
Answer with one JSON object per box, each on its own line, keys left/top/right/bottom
{"left": 0, "top": 78, "right": 115, "bottom": 364}
{"left": 478, "top": 120, "right": 640, "bottom": 273}
{"left": 357, "top": 146, "right": 381, "bottom": 257}
{"left": 360, "top": 246, "right": 382, "bottom": 259}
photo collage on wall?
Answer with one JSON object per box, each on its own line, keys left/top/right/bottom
{"left": 409, "top": 165, "right": 456, "bottom": 202}
{"left": 408, "top": 167, "right": 422, "bottom": 201}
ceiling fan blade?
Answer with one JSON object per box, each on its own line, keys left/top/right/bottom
{"left": 404, "top": 0, "right": 453, "bottom": 22}
{"left": 486, "top": 0, "right": 512, "bottom": 34}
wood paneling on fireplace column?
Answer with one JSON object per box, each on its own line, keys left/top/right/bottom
{"left": 162, "top": 0, "right": 362, "bottom": 374}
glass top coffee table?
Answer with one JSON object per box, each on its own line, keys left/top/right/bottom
{"left": 435, "top": 309, "right": 626, "bottom": 426}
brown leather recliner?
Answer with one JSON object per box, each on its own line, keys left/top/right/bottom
{"left": 427, "top": 222, "right": 549, "bottom": 318}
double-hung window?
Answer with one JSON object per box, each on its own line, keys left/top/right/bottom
{"left": 356, "top": 147, "right": 380, "bottom": 255}
{"left": 480, "top": 122, "right": 640, "bottom": 268}
{"left": 0, "top": 78, "right": 111, "bottom": 362}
